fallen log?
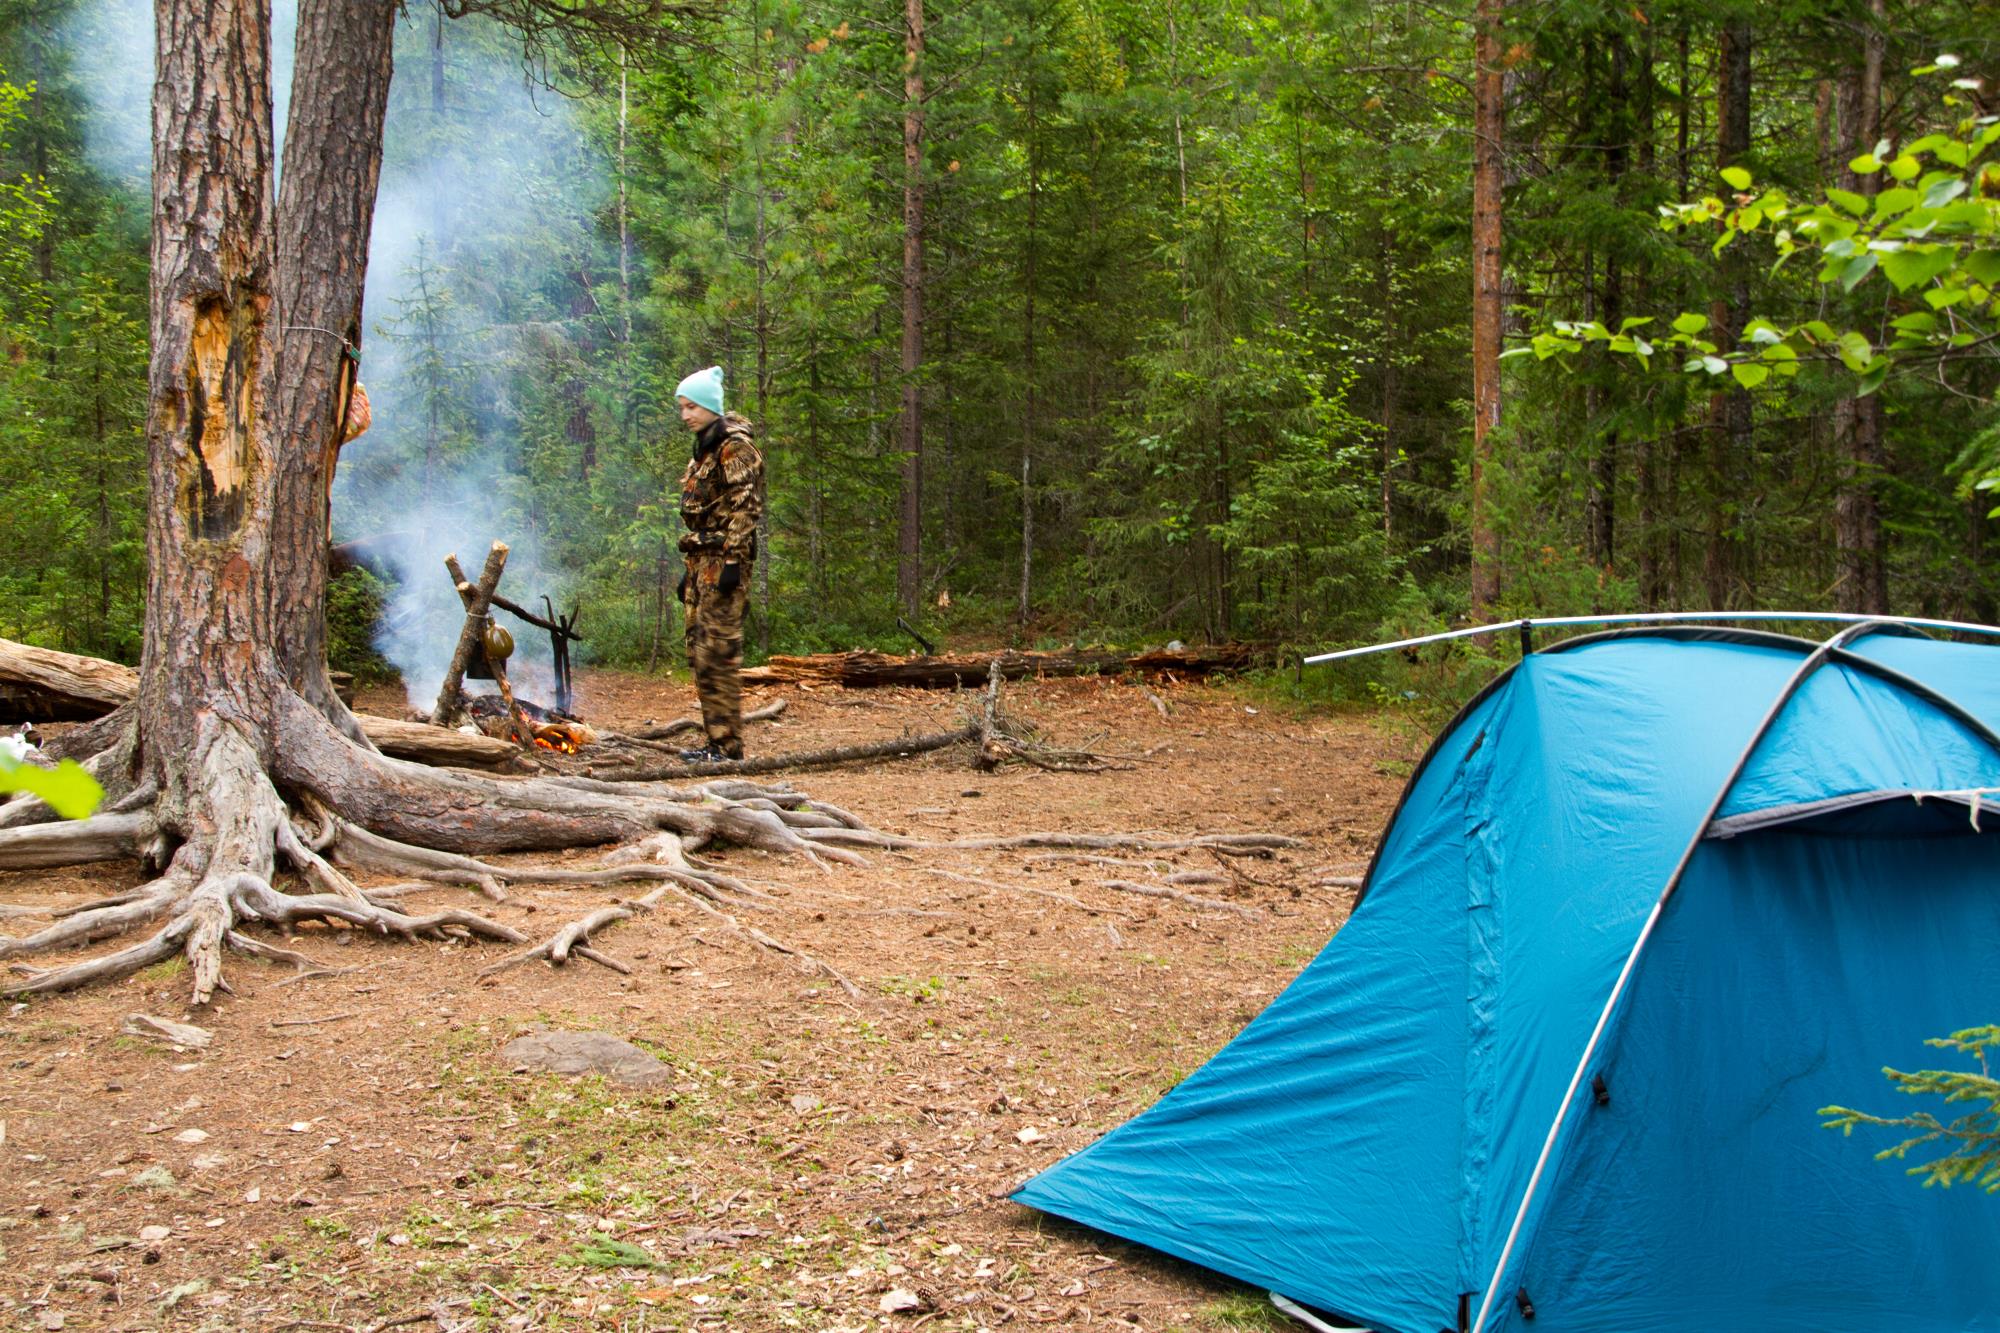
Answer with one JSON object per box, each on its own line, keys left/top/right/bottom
{"left": 0, "top": 636, "right": 518, "bottom": 770}
{"left": 0, "top": 639, "right": 138, "bottom": 721}
{"left": 739, "top": 644, "right": 1264, "bottom": 689}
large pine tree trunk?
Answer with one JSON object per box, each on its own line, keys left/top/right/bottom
{"left": 139, "top": 0, "right": 395, "bottom": 833}
{"left": 1468, "top": 0, "right": 1505, "bottom": 617}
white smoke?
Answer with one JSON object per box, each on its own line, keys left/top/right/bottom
{"left": 64, "top": 0, "right": 298, "bottom": 184}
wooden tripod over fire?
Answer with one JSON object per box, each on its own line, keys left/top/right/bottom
{"left": 430, "top": 541, "right": 584, "bottom": 746}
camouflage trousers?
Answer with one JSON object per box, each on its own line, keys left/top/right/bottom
{"left": 684, "top": 557, "right": 749, "bottom": 758}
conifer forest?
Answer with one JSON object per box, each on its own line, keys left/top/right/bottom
{"left": 2, "top": 0, "right": 1997, "bottom": 677}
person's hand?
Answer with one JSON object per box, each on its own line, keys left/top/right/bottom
{"left": 676, "top": 572, "right": 689, "bottom": 603}
{"left": 717, "top": 562, "right": 742, "bottom": 596}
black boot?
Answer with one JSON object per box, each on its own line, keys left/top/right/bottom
{"left": 677, "top": 742, "right": 734, "bottom": 764}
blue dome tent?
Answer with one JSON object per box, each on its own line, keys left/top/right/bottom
{"left": 1015, "top": 623, "right": 2000, "bottom": 1333}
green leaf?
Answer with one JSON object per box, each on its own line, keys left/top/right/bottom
{"left": 1836, "top": 331, "right": 1873, "bottom": 370}
{"left": 1857, "top": 363, "right": 1890, "bottom": 397}
{"left": 1962, "top": 251, "right": 2000, "bottom": 285}
{"left": 1919, "top": 178, "right": 1967, "bottom": 208}
{"left": 1892, "top": 311, "right": 1940, "bottom": 334}
{"left": 0, "top": 756, "right": 105, "bottom": 821}
{"left": 1759, "top": 342, "right": 1799, "bottom": 361}
{"left": 1671, "top": 312, "right": 1710, "bottom": 336}
{"left": 1881, "top": 246, "right": 1957, "bottom": 292}
{"left": 1848, "top": 154, "right": 1882, "bottom": 176}
{"left": 1873, "top": 187, "right": 1919, "bottom": 218}
{"left": 1839, "top": 252, "right": 1879, "bottom": 290}
{"left": 1827, "top": 188, "right": 1870, "bottom": 216}
{"left": 1925, "top": 285, "right": 1969, "bottom": 309}
{"left": 1731, "top": 362, "right": 1770, "bottom": 390}
{"left": 1737, "top": 206, "right": 1763, "bottom": 231}
{"left": 1887, "top": 155, "right": 1922, "bottom": 181}
{"left": 1699, "top": 355, "right": 1729, "bottom": 375}
{"left": 1801, "top": 320, "right": 1838, "bottom": 343}
{"left": 1720, "top": 165, "right": 1753, "bottom": 190}
{"left": 1745, "top": 321, "right": 1784, "bottom": 345}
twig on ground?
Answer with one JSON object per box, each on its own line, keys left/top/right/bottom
{"left": 1100, "top": 879, "right": 1264, "bottom": 919}
{"left": 924, "top": 868, "right": 1132, "bottom": 918}
{"left": 270, "top": 1011, "right": 361, "bottom": 1028}
{"left": 633, "top": 698, "right": 789, "bottom": 741}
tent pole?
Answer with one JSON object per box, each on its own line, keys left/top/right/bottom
{"left": 1302, "top": 610, "right": 2000, "bottom": 666}
{"left": 1467, "top": 621, "right": 1888, "bottom": 1333}
{"left": 1268, "top": 1293, "right": 1369, "bottom": 1333}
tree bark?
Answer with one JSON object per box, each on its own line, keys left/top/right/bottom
{"left": 1833, "top": 0, "right": 1888, "bottom": 614}
{"left": 896, "top": 0, "right": 926, "bottom": 616}
{"left": 1586, "top": 34, "right": 1628, "bottom": 577}
{"left": 1469, "top": 0, "right": 1506, "bottom": 617}
{"left": 1703, "top": 20, "right": 1752, "bottom": 609}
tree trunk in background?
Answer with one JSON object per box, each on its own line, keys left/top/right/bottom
{"left": 1586, "top": 34, "right": 1627, "bottom": 579}
{"left": 1634, "top": 22, "right": 1665, "bottom": 608}
{"left": 897, "top": 0, "right": 926, "bottom": 616}
{"left": 1018, "top": 74, "right": 1038, "bottom": 626}
{"left": 1833, "top": 0, "right": 1887, "bottom": 614}
{"left": 1702, "top": 20, "right": 1751, "bottom": 609}
{"left": 1377, "top": 218, "right": 1397, "bottom": 542}
{"left": 1468, "top": 0, "right": 1505, "bottom": 618}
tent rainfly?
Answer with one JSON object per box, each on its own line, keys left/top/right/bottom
{"left": 1015, "top": 624, "right": 2000, "bottom": 1333}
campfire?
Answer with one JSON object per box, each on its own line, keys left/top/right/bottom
{"left": 465, "top": 693, "right": 596, "bottom": 753}
{"left": 427, "top": 541, "right": 591, "bottom": 755}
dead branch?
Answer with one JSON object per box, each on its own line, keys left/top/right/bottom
{"left": 740, "top": 644, "right": 1264, "bottom": 689}
{"left": 586, "top": 723, "right": 979, "bottom": 781}
{"left": 432, "top": 542, "right": 509, "bottom": 728}
{"left": 634, "top": 699, "right": 788, "bottom": 741}
{"left": 1100, "top": 879, "right": 1264, "bottom": 920}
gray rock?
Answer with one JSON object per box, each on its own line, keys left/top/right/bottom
{"left": 498, "top": 1031, "right": 672, "bottom": 1088}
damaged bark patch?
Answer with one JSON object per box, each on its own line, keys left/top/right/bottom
{"left": 180, "top": 296, "right": 261, "bottom": 540}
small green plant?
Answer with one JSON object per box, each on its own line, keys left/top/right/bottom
{"left": 571, "top": 1235, "right": 661, "bottom": 1269}
{"left": 1822, "top": 1026, "right": 2000, "bottom": 1192}
{"left": 877, "top": 974, "right": 946, "bottom": 1002}
{"left": 1199, "top": 1290, "right": 1293, "bottom": 1329}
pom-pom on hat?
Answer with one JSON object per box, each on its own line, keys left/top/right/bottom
{"left": 675, "top": 365, "right": 725, "bottom": 416}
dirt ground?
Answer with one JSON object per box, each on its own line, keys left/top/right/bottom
{"left": 0, "top": 669, "right": 1420, "bottom": 1333}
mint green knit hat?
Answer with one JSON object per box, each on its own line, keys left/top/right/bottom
{"left": 675, "top": 365, "right": 724, "bottom": 416}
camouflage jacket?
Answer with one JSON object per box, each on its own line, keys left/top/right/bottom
{"left": 678, "top": 413, "right": 764, "bottom": 564}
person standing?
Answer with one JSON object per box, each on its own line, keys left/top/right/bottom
{"left": 674, "top": 365, "right": 764, "bottom": 762}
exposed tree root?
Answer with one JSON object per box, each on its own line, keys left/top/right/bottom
{"left": 0, "top": 677, "right": 1295, "bottom": 1012}
{"left": 487, "top": 873, "right": 862, "bottom": 1000}
{"left": 800, "top": 830, "right": 1301, "bottom": 855}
